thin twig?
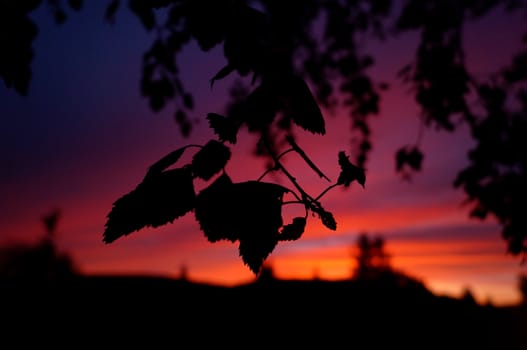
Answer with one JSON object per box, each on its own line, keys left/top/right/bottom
{"left": 315, "top": 183, "right": 339, "bottom": 201}
{"left": 285, "top": 135, "right": 331, "bottom": 182}
{"left": 259, "top": 135, "right": 316, "bottom": 204}
{"left": 256, "top": 148, "right": 294, "bottom": 181}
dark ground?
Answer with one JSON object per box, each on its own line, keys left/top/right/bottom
{"left": 2, "top": 275, "right": 526, "bottom": 349}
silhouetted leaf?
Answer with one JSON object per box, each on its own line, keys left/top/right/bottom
{"left": 478, "top": 84, "right": 506, "bottom": 109}
{"left": 503, "top": 224, "right": 526, "bottom": 255}
{"left": 175, "top": 109, "right": 192, "bottom": 137}
{"left": 223, "top": 3, "right": 269, "bottom": 76}
{"left": 206, "top": 113, "right": 239, "bottom": 144}
{"left": 182, "top": 93, "right": 194, "bottom": 109}
{"left": 395, "top": 147, "right": 407, "bottom": 173}
{"left": 194, "top": 173, "right": 237, "bottom": 242}
{"left": 68, "top": 0, "right": 83, "bottom": 11}
{"left": 0, "top": 4, "right": 38, "bottom": 96}
{"left": 220, "top": 181, "right": 288, "bottom": 239}
{"left": 146, "top": 146, "right": 189, "bottom": 177}
{"left": 309, "top": 202, "right": 337, "bottom": 231}
{"left": 470, "top": 205, "right": 488, "bottom": 220}
{"left": 129, "top": 0, "right": 155, "bottom": 30}
{"left": 239, "top": 232, "right": 279, "bottom": 275}
{"left": 191, "top": 140, "right": 231, "bottom": 180}
{"left": 318, "top": 208, "right": 337, "bottom": 231}
{"left": 105, "top": 0, "right": 120, "bottom": 24}
{"left": 286, "top": 75, "right": 326, "bottom": 135}
{"left": 103, "top": 167, "right": 196, "bottom": 243}
{"left": 279, "top": 217, "right": 306, "bottom": 241}
{"left": 244, "top": 81, "right": 281, "bottom": 131}
{"left": 504, "top": 50, "right": 527, "bottom": 84}
{"left": 151, "top": 0, "right": 172, "bottom": 9}
{"left": 53, "top": 8, "right": 67, "bottom": 24}
{"left": 195, "top": 177, "right": 289, "bottom": 273}
{"left": 241, "top": 74, "right": 326, "bottom": 134}
{"left": 185, "top": 0, "right": 229, "bottom": 51}
{"left": 407, "top": 147, "right": 423, "bottom": 171}
{"left": 234, "top": 181, "right": 288, "bottom": 274}
{"left": 337, "top": 151, "right": 366, "bottom": 188}
{"left": 395, "top": 146, "right": 423, "bottom": 180}
{"left": 210, "top": 64, "right": 234, "bottom": 88}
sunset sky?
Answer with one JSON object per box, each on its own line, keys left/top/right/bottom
{"left": 1, "top": 2, "right": 526, "bottom": 305}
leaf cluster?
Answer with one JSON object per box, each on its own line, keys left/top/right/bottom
{"left": 104, "top": 136, "right": 365, "bottom": 274}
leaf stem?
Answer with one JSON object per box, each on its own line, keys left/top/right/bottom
{"left": 315, "top": 183, "right": 340, "bottom": 201}
{"left": 259, "top": 135, "right": 317, "bottom": 205}
{"left": 256, "top": 148, "right": 294, "bottom": 181}
{"left": 285, "top": 135, "right": 331, "bottom": 181}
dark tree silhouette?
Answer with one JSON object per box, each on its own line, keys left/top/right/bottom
{"left": 2, "top": 0, "right": 527, "bottom": 273}
{"left": 351, "top": 233, "right": 429, "bottom": 296}
{"left": 519, "top": 274, "right": 527, "bottom": 305}
{"left": 461, "top": 287, "right": 478, "bottom": 305}
{"left": 352, "top": 233, "right": 391, "bottom": 280}
{"left": 0, "top": 209, "right": 77, "bottom": 280}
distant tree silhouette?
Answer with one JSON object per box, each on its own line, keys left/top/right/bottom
{"left": 351, "top": 232, "right": 428, "bottom": 293}
{"left": 178, "top": 264, "right": 188, "bottom": 281}
{"left": 2, "top": 0, "right": 527, "bottom": 272}
{"left": 352, "top": 233, "right": 391, "bottom": 281}
{"left": 0, "top": 209, "right": 77, "bottom": 280}
{"left": 461, "top": 287, "right": 478, "bottom": 305}
{"left": 519, "top": 274, "right": 527, "bottom": 305}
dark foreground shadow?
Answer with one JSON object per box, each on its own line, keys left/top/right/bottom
{"left": 1, "top": 274, "right": 526, "bottom": 349}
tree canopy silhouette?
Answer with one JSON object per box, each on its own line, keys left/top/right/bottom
{"left": 2, "top": 0, "right": 527, "bottom": 273}
{"left": 350, "top": 232, "right": 426, "bottom": 290}
{"left": 353, "top": 233, "right": 391, "bottom": 280}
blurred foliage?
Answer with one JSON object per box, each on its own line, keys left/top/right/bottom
{"left": 2, "top": 0, "right": 527, "bottom": 270}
